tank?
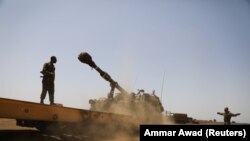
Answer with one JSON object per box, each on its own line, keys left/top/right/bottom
{"left": 78, "top": 52, "right": 164, "bottom": 124}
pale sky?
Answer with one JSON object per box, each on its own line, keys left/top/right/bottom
{"left": 0, "top": 0, "right": 249, "bottom": 123}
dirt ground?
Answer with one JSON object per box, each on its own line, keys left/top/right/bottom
{"left": 0, "top": 118, "right": 139, "bottom": 141}
{"left": 1, "top": 118, "right": 247, "bottom": 141}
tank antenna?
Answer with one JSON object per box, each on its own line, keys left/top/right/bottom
{"left": 160, "top": 71, "right": 165, "bottom": 102}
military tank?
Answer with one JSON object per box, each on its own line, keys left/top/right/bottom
{"left": 78, "top": 52, "right": 164, "bottom": 124}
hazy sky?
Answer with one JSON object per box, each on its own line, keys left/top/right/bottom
{"left": 0, "top": 0, "right": 249, "bottom": 123}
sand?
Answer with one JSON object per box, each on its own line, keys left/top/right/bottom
{"left": 0, "top": 118, "right": 139, "bottom": 141}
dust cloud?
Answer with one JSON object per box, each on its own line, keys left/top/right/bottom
{"left": 86, "top": 91, "right": 176, "bottom": 140}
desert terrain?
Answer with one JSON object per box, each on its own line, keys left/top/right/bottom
{"left": 1, "top": 118, "right": 248, "bottom": 141}
{"left": 0, "top": 118, "right": 139, "bottom": 141}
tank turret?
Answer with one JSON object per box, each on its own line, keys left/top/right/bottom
{"left": 78, "top": 51, "right": 164, "bottom": 123}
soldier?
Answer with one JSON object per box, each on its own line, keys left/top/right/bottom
{"left": 40, "top": 56, "right": 57, "bottom": 105}
{"left": 217, "top": 107, "right": 240, "bottom": 125}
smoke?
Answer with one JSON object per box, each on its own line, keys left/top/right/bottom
{"left": 87, "top": 92, "right": 176, "bottom": 139}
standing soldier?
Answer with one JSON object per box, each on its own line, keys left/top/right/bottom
{"left": 217, "top": 107, "right": 240, "bottom": 125}
{"left": 40, "top": 56, "right": 57, "bottom": 105}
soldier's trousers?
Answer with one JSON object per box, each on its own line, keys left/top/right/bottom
{"left": 40, "top": 82, "right": 54, "bottom": 104}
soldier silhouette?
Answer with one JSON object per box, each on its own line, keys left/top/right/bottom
{"left": 40, "top": 56, "right": 57, "bottom": 105}
{"left": 217, "top": 107, "right": 240, "bottom": 125}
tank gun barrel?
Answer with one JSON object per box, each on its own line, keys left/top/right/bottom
{"left": 78, "top": 52, "right": 129, "bottom": 95}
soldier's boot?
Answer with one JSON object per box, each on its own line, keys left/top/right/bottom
{"left": 50, "top": 100, "right": 55, "bottom": 105}
{"left": 40, "top": 99, "right": 44, "bottom": 104}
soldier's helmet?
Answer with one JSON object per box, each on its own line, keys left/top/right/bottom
{"left": 51, "top": 56, "right": 57, "bottom": 63}
{"left": 224, "top": 107, "right": 229, "bottom": 112}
